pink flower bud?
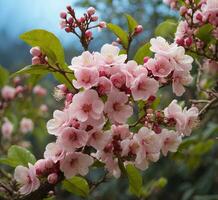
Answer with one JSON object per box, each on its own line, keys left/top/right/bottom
{"left": 99, "top": 21, "right": 106, "bottom": 28}
{"left": 48, "top": 173, "right": 58, "bottom": 184}
{"left": 32, "top": 56, "right": 41, "bottom": 65}
{"left": 66, "top": 5, "right": 72, "bottom": 11}
{"left": 40, "top": 104, "right": 48, "bottom": 113}
{"left": 143, "top": 57, "right": 150, "bottom": 64}
{"left": 15, "top": 85, "right": 24, "bottom": 94}
{"left": 85, "top": 30, "right": 92, "bottom": 38}
{"left": 91, "top": 16, "right": 98, "bottom": 21}
{"left": 68, "top": 17, "right": 74, "bottom": 24}
{"left": 60, "top": 20, "right": 67, "bottom": 29}
{"left": 185, "top": 37, "right": 192, "bottom": 47}
{"left": 179, "top": 6, "right": 187, "bottom": 16}
{"left": 1, "top": 86, "right": 16, "bottom": 100}
{"left": 65, "top": 27, "right": 71, "bottom": 33}
{"left": 1, "top": 119, "right": 13, "bottom": 139}
{"left": 20, "top": 118, "right": 34, "bottom": 134}
{"left": 57, "top": 84, "right": 67, "bottom": 93}
{"left": 134, "top": 25, "right": 143, "bottom": 34}
{"left": 196, "top": 13, "right": 203, "bottom": 22}
{"left": 13, "top": 76, "right": 21, "bottom": 85}
{"left": 176, "top": 38, "right": 185, "bottom": 46}
{"left": 30, "top": 47, "right": 41, "bottom": 57}
{"left": 60, "top": 12, "right": 67, "bottom": 19}
{"left": 87, "top": 7, "right": 96, "bottom": 15}
{"left": 78, "top": 17, "right": 85, "bottom": 23}
{"left": 33, "top": 85, "right": 47, "bottom": 96}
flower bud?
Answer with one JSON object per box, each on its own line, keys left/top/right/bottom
{"left": 185, "top": 37, "right": 192, "bottom": 47}
{"left": 99, "top": 21, "right": 106, "bottom": 28}
{"left": 1, "top": 86, "right": 16, "bottom": 100}
{"left": 48, "top": 173, "right": 58, "bottom": 184}
{"left": 32, "top": 56, "right": 41, "bottom": 65}
{"left": 60, "top": 12, "right": 67, "bottom": 19}
{"left": 179, "top": 6, "right": 187, "bottom": 16}
{"left": 15, "top": 85, "right": 24, "bottom": 95}
{"left": 68, "top": 17, "right": 74, "bottom": 24}
{"left": 85, "top": 30, "right": 92, "bottom": 38}
{"left": 65, "top": 27, "right": 72, "bottom": 33}
{"left": 30, "top": 47, "right": 41, "bottom": 57}
{"left": 1, "top": 119, "right": 13, "bottom": 139}
{"left": 87, "top": 7, "right": 96, "bottom": 15}
{"left": 134, "top": 25, "right": 143, "bottom": 34}
{"left": 143, "top": 57, "right": 149, "bottom": 64}
{"left": 91, "top": 16, "right": 98, "bottom": 21}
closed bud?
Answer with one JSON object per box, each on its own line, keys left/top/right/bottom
{"left": 143, "top": 57, "right": 149, "bottom": 64}
{"left": 32, "top": 56, "right": 41, "bottom": 65}
{"left": 87, "top": 7, "right": 96, "bottom": 15}
{"left": 99, "top": 21, "right": 106, "bottom": 28}
{"left": 68, "top": 17, "right": 74, "bottom": 24}
{"left": 65, "top": 27, "right": 71, "bottom": 33}
{"left": 185, "top": 37, "right": 192, "bottom": 46}
{"left": 60, "top": 12, "right": 67, "bottom": 19}
{"left": 85, "top": 30, "right": 92, "bottom": 38}
{"left": 91, "top": 16, "right": 98, "bottom": 21}
{"left": 30, "top": 47, "right": 41, "bottom": 57}
{"left": 134, "top": 25, "right": 143, "bottom": 34}
{"left": 48, "top": 173, "right": 58, "bottom": 184}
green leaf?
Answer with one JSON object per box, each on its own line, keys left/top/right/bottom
{"left": 107, "top": 23, "right": 129, "bottom": 49}
{"left": 134, "top": 43, "right": 152, "bottom": 64}
{"left": 196, "top": 24, "right": 214, "bottom": 43}
{"left": 125, "top": 14, "right": 138, "bottom": 34}
{"left": 62, "top": 176, "right": 89, "bottom": 198}
{"left": 12, "top": 64, "right": 50, "bottom": 77}
{"left": 155, "top": 19, "right": 178, "bottom": 39}
{"left": 0, "top": 145, "right": 36, "bottom": 167}
{"left": 0, "top": 65, "right": 9, "bottom": 87}
{"left": 20, "top": 29, "right": 65, "bottom": 67}
{"left": 126, "top": 164, "right": 142, "bottom": 197}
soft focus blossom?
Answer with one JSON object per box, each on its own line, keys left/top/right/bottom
{"left": 20, "top": 118, "right": 34, "bottom": 134}
{"left": 33, "top": 85, "right": 47, "bottom": 96}
{"left": 1, "top": 86, "right": 16, "bottom": 100}
{"left": 14, "top": 164, "right": 40, "bottom": 195}
{"left": 1, "top": 118, "right": 13, "bottom": 139}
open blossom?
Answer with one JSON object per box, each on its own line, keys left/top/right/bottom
{"left": 70, "top": 89, "right": 104, "bottom": 122}
{"left": 145, "top": 55, "right": 173, "bottom": 77}
{"left": 130, "top": 74, "right": 159, "bottom": 101}
{"left": 14, "top": 164, "right": 40, "bottom": 195}
{"left": 201, "top": 0, "right": 218, "bottom": 25}
{"left": 133, "top": 127, "right": 161, "bottom": 170}
{"left": 96, "top": 43, "right": 127, "bottom": 65}
{"left": 160, "top": 129, "right": 182, "bottom": 156}
{"left": 172, "top": 70, "right": 193, "bottom": 96}
{"left": 44, "top": 142, "right": 65, "bottom": 163}
{"left": 1, "top": 85, "right": 16, "bottom": 100}
{"left": 47, "top": 109, "right": 69, "bottom": 136}
{"left": 104, "top": 90, "right": 133, "bottom": 124}
{"left": 1, "top": 118, "right": 13, "bottom": 139}
{"left": 73, "top": 67, "right": 99, "bottom": 89}
{"left": 69, "top": 51, "right": 96, "bottom": 70}
{"left": 97, "top": 77, "right": 112, "bottom": 95}
{"left": 20, "top": 118, "right": 34, "bottom": 134}
{"left": 60, "top": 152, "right": 93, "bottom": 179}
{"left": 57, "top": 127, "right": 88, "bottom": 152}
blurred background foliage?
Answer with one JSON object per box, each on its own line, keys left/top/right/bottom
{"left": 0, "top": 0, "right": 218, "bottom": 200}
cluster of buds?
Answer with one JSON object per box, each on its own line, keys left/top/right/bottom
{"left": 30, "top": 46, "right": 48, "bottom": 65}
{"left": 59, "top": 5, "right": 106, "bottom": 49}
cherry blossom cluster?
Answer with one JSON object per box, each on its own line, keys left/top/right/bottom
{"left": 14, "top": 40, "right": 199, "bottom": 195}
{"left": 59, "top": 6, "right": 106, "bottom": 49}
{"left": 30, "top": 47, "right": 48, "bottom": 65}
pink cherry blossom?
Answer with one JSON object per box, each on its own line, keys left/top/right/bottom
{"left": 172, "top": 70, "right": 193, "bottom": 96}
{"left": 104, "top": 90, "right": 133, "bottom": 124}
{"left": 57, "top": 127, "right": 88, "bottom": 152}
{"left": 130, "top": 74, "right": 159, "bottom": 101}
{"left": 145, "top": 55, "right": 173, "bottom": 77}
{"left": 47, "top": 109, "right": 69, "bottom": 136}
{"left": 160, "top": 129, "right": 182, "bottom": 156}
{"left": 20, "top": 118, "right": 34, "bottom": 134}
{"left": 14, "top": 164, "right": 40, "bottom": 195}
{"left": 47, "top": 173, "right": 58, "bottom": 184}
{"left": 73, "top": 67, "right": 99, "bottom": 90}
{"left": 1, "top": 85, "right": 16, "bottom": 100}
{"left": 44, "top": 143, "right": 65, "bottom": 163}
{"left": 98, "top": 44, "right": 127, "bottom": 65}
{"left": 1, "top": 118, "right": 13, "bottom": 139}
{"left": 60, "top": 152, "right": 93, "bottom": 179}
{"left": 97, "top": 77, "right": 112, "bottom": 95}
{"left": 34, "top": 159, "right": 54, "bottom": 176}
{"left": 69, "top": 89, "right": 104, "bottom": 122}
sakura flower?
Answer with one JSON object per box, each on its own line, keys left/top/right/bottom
{"left": 160, "top": 129, "right": 182, "bottom": 156}
{"left": 97, "top": 77, "right": 112, "bottom": 95}
{"left": 73, "top": 67, "right": 99, "bottom": 89}
{"left": 1, "top": 118, "right": 13, "bottom": 139}
{"left": 20, "top": 118, "right": 34, "bottom": 134}
{"left": 47, "top": 109, "right": 69, "bottom": 136}
{"left": 1, "top": 85, "right": 16, "bottom": 100}
{"left": 14, "top": 164, "right": 40, "bottom": 195}
{"left": 172, "top": 70, "right": 193, "bottom": 96}
{"left": 130, "top": 74, "right": 159, "bottom": 101}
{"left": 104, "top": 90, "right": 133, "bottom": 124}
{"left": 57, "top": 127, "right": 88, "bottom": 152}
{"left": 34, "top": 159, "right": 54, "bottom": 176}
{"left": 69, "top": 51, "right": 96, "bottom": 70}
{"left": 98, "top": 44, "right": 127, "bottom": 65}
{"left": 164, "top": 100, "right": 186, "bottom": 133}
{"left": 145, "top": 55, "right": 173, "bottom": 77}
{"left": 60, "top": 152, "right": 93, "bottom": 179}
{"left": 44, "top": 142, "right": 65, "bottom": 163}
{"left": 182, "top": 107, "right": 199, "bottom": 136}
{"left": 69, "top": 90, "right": 104, "bottom": 122}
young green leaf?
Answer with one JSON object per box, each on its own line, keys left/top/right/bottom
{"left": 0, "top": 145, "right": 36, "bottom": 167}
{"left": 155, "top": 19, "right": 178, "bottom": 39}
{"left": 0, "top": 65, "right": 9, "bottom": 87}
{"left": 20, "top": 29, "right": 66, "bottom": 67}
{"left": 134, "top": 43, "right": 152, "bottom": 64}
{"left": 125, "top": 14, "right": 138, "bottom": 34}
{"left": 107, "top": 23, "right": 129, "bottom": 49}
{"left": 62, "top": 176, "right": 89, "bottom": 198}
{"left": 196, "top": 24, "right": 214, "bottom": 43}
{"left": 126, "top": 164, "right": 143, "bottom": 197}
{"left": 12, "top": 64, "right": 50, "bottom": 77}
